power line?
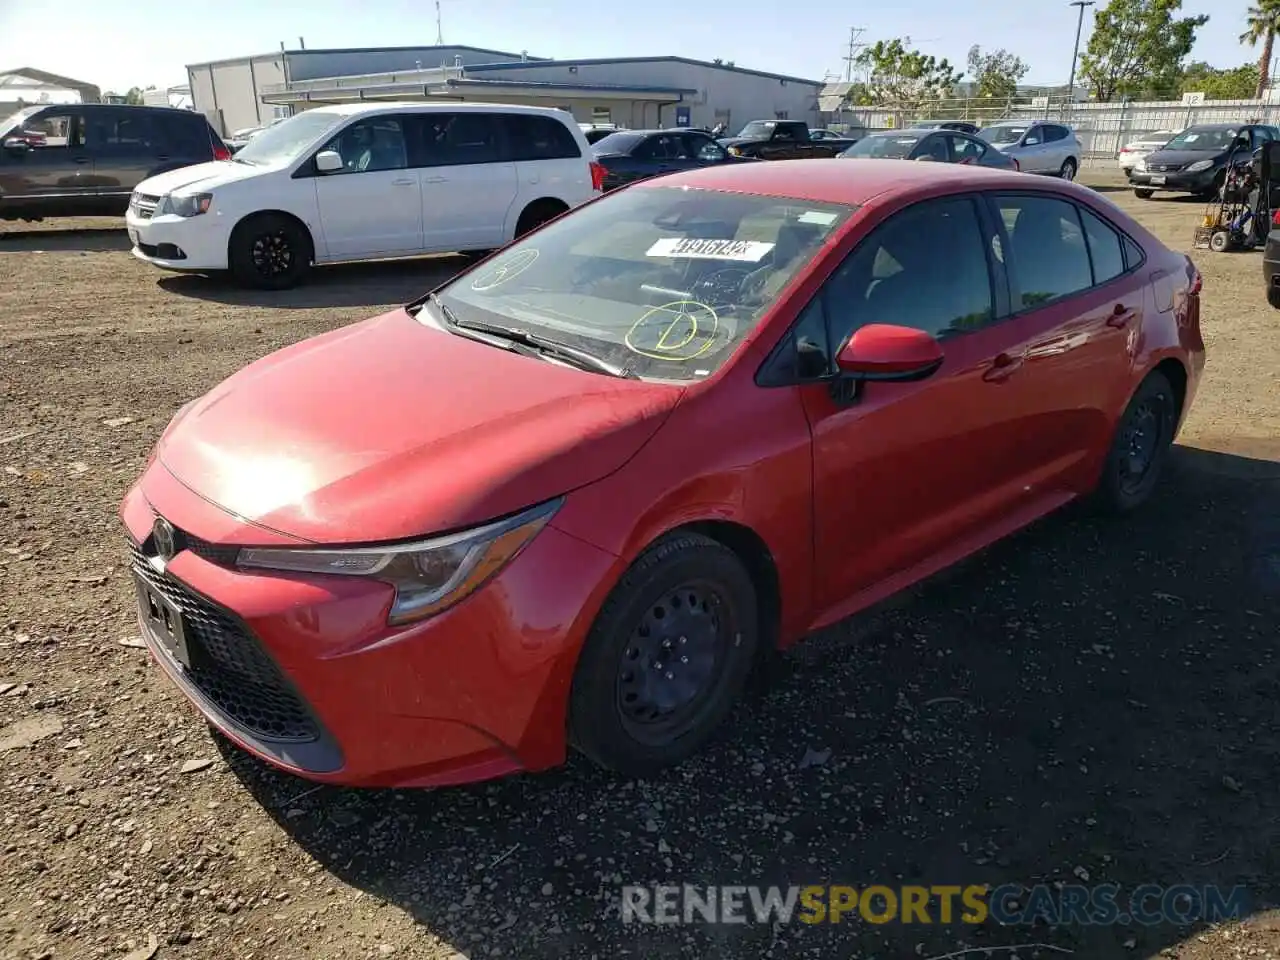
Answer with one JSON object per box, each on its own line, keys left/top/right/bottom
{"left": 842, "top": 26, "right": 868, "bottom": 83}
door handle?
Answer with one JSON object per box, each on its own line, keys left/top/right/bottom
{"left": 983, "top": 352, "right": 1024, "bottom": 382}
{"left": 72, "top": 156, "right": 90, "bottom": 164}
{"left": 423, "top": 176, "right": 447, "bottom": 184}
{"left": 156, "top": 155, "right": 170, "bottom": 161}
{"left": 391, "top": 178, "right": 415, "bottom": 186}
{"left": 1106, "top": 303, "right": 1136, "bottom": 328}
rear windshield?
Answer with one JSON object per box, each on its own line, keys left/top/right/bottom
{"left": 980, "top": 124, "right": 1027, "bottom": 144}
{"left": 1163, "top": 127, "right": 1238, "bottom": 151}
{"left": 430, "top": 186, "right": 854, "bottom": 381}
{"left": 592, "top": 131, "right": 646, "bottom": 154}
{"left": 841, "top": 134, "right": 923, "bottom": 159}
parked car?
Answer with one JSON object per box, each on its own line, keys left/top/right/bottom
{"left": 225, "top": 116, "right": 289, "bottom": 154}
{"left": 580, "top": 123, "right": 620, "bottom": 145}
{"left": 910, "top": 120, "right": 981, "bottom": 135}
{"left": 1128, "top": 122, "right": 1280, "bottom": 199}
{"left": 719, "top": 119, "right": 856, "bottom": 159}
{"left": 1117, "top": 129, "right": 1179, "bottom": 174}
{"left": 978, "top": 120, "right": 1082, "bottom": 179}
{"left": 122, "top": 158, "right": 1204, "bottom": 789}
{"left": 809, "top": 128, "right": 849, "bottom": 141}
{"left": 838, "top": 128, "right": 1019, "bottom": 169}
{"left": 0, "top": 103, "right": 230, "bottom": 221}
{"left": 591, "top": 128, "right": 758, "bottom": 190}
{"left": 126, "top": 102, "right": 605, "bottom": 289}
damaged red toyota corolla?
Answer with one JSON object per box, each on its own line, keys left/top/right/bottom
{"left": 121, "top": 159, "right": 1206, "bottom": 788}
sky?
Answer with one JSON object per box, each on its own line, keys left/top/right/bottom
{"left": 0, "top": 0, "right": 1250, "bottom": 94}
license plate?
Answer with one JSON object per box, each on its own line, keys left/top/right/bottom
{"left": 1149, "top": 175, "right": 1166, "bottom": 185}
{"left": 127, "top": 227, "right": 139, "bottom": 245}
{"left": 134, "top": 576, "right": 191, "bottom": 668}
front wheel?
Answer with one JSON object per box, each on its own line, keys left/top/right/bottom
{"left": 1134, "top": 188, "right": 1155, "bottom": 200}
{"left": 1092, "top": 371, "right": 1177, "bottom": 514}
{"left": 568, "top": 533, "right": 760, "bottom": 777}
{"left": 1267, "top": 284, "right": 1280, "bottom": 309}
{"left": 1059, "top": 157, "right": 1078, "bottom": 180}
{"left": 229, "top": 213, "right": 311, "bottom": 290}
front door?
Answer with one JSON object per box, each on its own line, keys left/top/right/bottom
{"left": 312, "top": 114, "right": 423, "bottom": 260}
{"left": 801, "top": 195, "right": 1046, "bottom": 610}
{"left": 410, "top": 111, "right": 517, "bottom": 251}
{"left": 0, "top": 107, "right": 91, "bottom": 205}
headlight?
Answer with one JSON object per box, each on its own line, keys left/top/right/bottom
{"left": 727, "top": 146, "right": 741, "bottom": 156}
{"left": 1133, "top": 157, "right": 1146, "bottom": 171}
{"left": 1185, "top": 159, "right": 1213, "bottom": 173}
{"left": 160, "top": 192, "right": 213, "bottom": 217}
{"left": 236, "top": 498, "right": 561, "bottom": 625}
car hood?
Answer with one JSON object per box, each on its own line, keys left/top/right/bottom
{"left": 1143, "top": 148, "right": 1225, "bottom": 166}
{"left": 156, "top": 309, "right": 682, "bottom": 544}
{"left": 135, "top": 159, "right": 279, "bottom": 195}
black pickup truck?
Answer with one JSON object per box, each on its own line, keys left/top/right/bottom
{"left": 717, "top": 120, "right": 857, "bottom": 160}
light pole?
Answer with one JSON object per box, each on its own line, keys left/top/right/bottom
{"left": 1067, "top": 0, "right": 1095, "bottom": 104}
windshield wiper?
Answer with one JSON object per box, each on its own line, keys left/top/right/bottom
{"left": 429, "top": 293, "right": 634, "bottom": 378}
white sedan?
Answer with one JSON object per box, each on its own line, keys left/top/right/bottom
{"left": 1118, "top": 130, "right": 1179, "bottom": 173}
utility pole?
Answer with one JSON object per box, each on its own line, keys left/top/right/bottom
{"left": 435, "top": 0, "right": 445, "bottom": 45}
{"left": 1067, "top": 0, "right": 1095, "bottom": 104}
{"left": 842, "top": 26, "right": 867, "bottom": 83}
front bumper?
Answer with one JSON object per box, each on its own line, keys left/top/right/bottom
{"left": 121, "top": 467, "right": 620, "bottom": 788}
{"left": 1128, "top": 167, "right": 1218, "bottom": 193}
{"left": 1263, "top": 234, "right": 1280, "bottom": 288}
{"left": 126, "top": 208, "right": 231, "bottom": 272}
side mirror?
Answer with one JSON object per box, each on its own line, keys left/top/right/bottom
{"left": 835, "top": 324, "right": 944, "bottom": 381}
{"left": 2, "top": 137, "right": 31, "bottom": 153}
{"left": 315, "top": 150, "right": 343, "bottom": 173}
{"left": 1023, "top": 137, "right": 1041, "bottom": 146}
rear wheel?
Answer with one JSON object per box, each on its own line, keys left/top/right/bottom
{"left": 1134, "top": 188, "right": 1155, "bottom": 200}
{"left": 1267, "top": 285, "right": 1280, "bottom": 309}
{"left": 568, "top": 533, "right": 760, "bottom": 777}
{"left": 229, "top": 213, "right": 312, "bottom": 290}
{"left": 1059, "top": 157, "right": 1078, "bottom": 180}
{"left": 1092, "top": 371, "right": 1177, "bottom": 514}
{"left": 514, "top": 200, "right": 568, "bottom": 240}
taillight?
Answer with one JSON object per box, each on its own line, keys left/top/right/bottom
{"left": 1271, "top": 208, "right": 1280, "bottom": 228}
{"left": 213, "top": 142, "right": 231, "bottom": 161}
{"left": 589, "top": 161, "right": 607, "bottom": 192}
{"left": 1186, "top": 257, "right": 1202, "bottom": 296}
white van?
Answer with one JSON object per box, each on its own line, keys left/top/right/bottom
{"left": 126, "top": 102, "right": 604, "bottom": 289}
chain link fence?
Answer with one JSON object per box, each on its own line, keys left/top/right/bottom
{"left": 821, "top": 94, "right": 1280, "bottom": 166}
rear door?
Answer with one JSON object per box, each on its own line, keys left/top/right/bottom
{"left": 986, "top": 191, "right": 1142, "bottom": 489}
{"left": 84, "top": 108, "right": 160, "bottom": 200}
{"left": 310, "top": 113, "right": 423, "bottom": 259}
{"left": 501, "top": 112, "right": 587, "bottom": 210}
{"left": 1017, "top": 124, "right": 1054, "bottom": 173}
{"left": 410, "top": 111, "right": 517, "bottom": 251}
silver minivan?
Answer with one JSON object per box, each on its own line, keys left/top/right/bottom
{"left": 978, "top": 120, "right": 1083, "bottom": 179}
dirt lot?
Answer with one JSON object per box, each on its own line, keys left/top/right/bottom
{"left": 1, "top": 168, "right": 1279, "bottom": 960}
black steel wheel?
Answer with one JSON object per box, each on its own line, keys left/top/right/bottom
{"left": 229, "top": 213, "right": 311, "bottom": 290}
{"left": 1093, "top": 370, "right": 1177, "bottom": 513}
{"left": 569, "top": 532, "right": 760, "bottom": 776}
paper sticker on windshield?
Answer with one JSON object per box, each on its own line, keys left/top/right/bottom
{"left": 1182, "top": 134, "right": 1200, "bottom": 143}
{"left": 646, "top": 238, "right": 775, "bottom": 262}
{"left": 797, "top": 211, "right": 837, "bottom": 226}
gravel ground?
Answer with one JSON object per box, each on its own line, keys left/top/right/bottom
{"left": 1, "top": 169, "right": 1279, "bottom": 960}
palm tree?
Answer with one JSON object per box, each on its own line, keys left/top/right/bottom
{"left": 1241, "top": 0, "right": 1280, "bottom": 98}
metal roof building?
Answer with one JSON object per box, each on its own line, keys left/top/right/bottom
{"left": 186, "top": 45, "right": 822, "bottom": 136}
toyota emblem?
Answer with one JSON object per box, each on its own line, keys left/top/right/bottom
{"left": 152, "top": 517, "right": 177, "bottom": 562}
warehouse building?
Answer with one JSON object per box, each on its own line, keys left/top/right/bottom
{"left": 186, "top": 44, "right": 822, "bottom": 137}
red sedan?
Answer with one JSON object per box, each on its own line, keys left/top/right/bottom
{"left": 122, "top": 160, "right": 1205, "bottom": 788}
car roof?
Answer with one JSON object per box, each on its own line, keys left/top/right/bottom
{"left": 38, "top": 102, "right": 199, "bottom": 117}
{"left": 642, "top": 157, "right": 1040, "bottom": 207}
{"left": 303, "top": 101, "right": 572, "bottom": 119}
{"left": 1185, "top": 122, "right": 1245, "bottom": 130}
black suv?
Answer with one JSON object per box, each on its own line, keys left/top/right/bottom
{"left": 0, "top": 103, "right": 230, "bottom": 221}
{"left": 1129, "top": 122, "right": 1280, "bottom": 199}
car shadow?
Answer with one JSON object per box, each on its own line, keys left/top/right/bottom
{"left": 156, "top": 255, "right": 470, "bottom": 310}
{"left": 218, "top": 443, "right": 1280, "bottom": 959}
{"left": 0, "top": 227, "right": 130, "bottom": 253}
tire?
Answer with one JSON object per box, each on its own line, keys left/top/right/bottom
{"left": 513, "top": 200, "right": 567, "bottom": 240}
{"left": 1195, "top": 171, "right": 1226, "bottom": 202}
{"left": 1059, "top": 157, "right": 1078, "bottom": 180}
{"left": 1092, "top": 370, "right": 1177, "bottom": 514}
{"left": 568, "top": 532, "right": 760, "bottom": 777}
{"left": 228, "top": 213, "right": 312, "bottom": 290}
{"left": 1267, "top": 285, "right": 1280, "bottom": 309}
{"left": 1209, "top": 230, "right": 1231, "bottom": 253}
{"left": 1133, "top": 189, "right": 1155, "bottom": 200}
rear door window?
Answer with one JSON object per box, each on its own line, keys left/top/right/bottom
{"left": 411, "top": 112, "right": 504, "bottom": 167}
{"left": 1078, "top": 206, "right": 1126, "bottom": 284}
{"left": 502, "top": 114, "right": 580, "bottom": 161}
{"left": 993, "top": 194, "right": 1093, "bottom": 308}
{"left": 87, "top": 110, "right": 156, "bottom": 154}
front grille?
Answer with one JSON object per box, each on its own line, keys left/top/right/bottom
{"left": 130, "top": 192, "right": 160, "bottom": 220}
{"left": 130, "top": 542, "right": 319, "bottom": 743}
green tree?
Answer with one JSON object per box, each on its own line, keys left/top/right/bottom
{"left": 1078, "top": 0, "right": 1208, "bottom": 101}
{"left": 1240, "top": 0, "right": 1280, "bottom": 97}
{"left": 854, "top": 38, "right": 962, "bottom": 110}
{"left": 1180, "top": 61, "right": 1262, "bottom": 99}
{"left": 966, "top": 45, "right": 1031, "bottom": 100}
